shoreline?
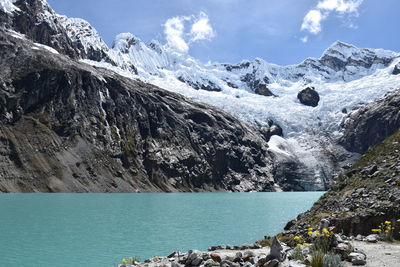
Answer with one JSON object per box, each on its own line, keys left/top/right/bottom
{"left": 117, "top": 234, "right": 400, "bottom": 267}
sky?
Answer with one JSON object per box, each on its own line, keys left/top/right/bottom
{"left": 47, "top": 0, "right": 399, "bottom": 65}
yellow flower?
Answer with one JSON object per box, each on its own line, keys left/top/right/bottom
{"left": 296, "top": 243, "right": 302, "bottom": 248}
{"left": 371, "top": 229, "right": 381, "bottom": 232}
{"left": 129, "top": 257, "right": 134, "bottom": 263}
{"left": 322, "top": 228, "right": 329, "bottom": 234}
{"left": 308, "top": 231, "right": 313, "bottom": 236}
{"left": 303, "top": 243, "right": 311, "bottom": 247}
{"left": 315, "top": 231, "right": 321, "bottom": 236}
{"left": 121, "top": 258, "right": 127, "bottom": 264}
{"left": 294, "top": 236, "right": 302, "bottom": 241}
{"left": 308, "top": 228, "right": 314, "bottom": 231}
{"left": 385, "top": 230, "right": 389, "bottom": 233}
{"left": 385, "top": 221, "right": 391, "bottom": 224}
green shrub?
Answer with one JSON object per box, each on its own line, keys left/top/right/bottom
{"left": 310, "top": 250, "right": 325, "bottom": 267}
{"left": 291, "top": 247, "right": 305, "bottom": 261}
{"left": 312, "top": 237, "right": 331, "bottom": 253}
{"left": 323, "top": 253, "right": 345, "bottom": 267}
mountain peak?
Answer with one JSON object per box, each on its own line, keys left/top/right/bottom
{"left": 112, "top": 32, "right": 144, "bottom": 51}
{"left": 329, "top": 40, "right": 355, "bottom": 49}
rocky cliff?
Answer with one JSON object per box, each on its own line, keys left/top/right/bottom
{"left": 285, "top": 91, "right": 400, "bottom": 236}
{"left": 340, "top": 89, "right": 400, "bottom": 154}
{"left": 0, "top": 28, "right": 277, "bottom": 192}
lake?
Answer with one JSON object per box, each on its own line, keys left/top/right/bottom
{"left": 0, "top": 192, "right": 323, "bottom": 267}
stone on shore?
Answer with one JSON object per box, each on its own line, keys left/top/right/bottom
{"left": 270, "top": 237, "right": 286, "bottom": 262}
{"left": 365, "top": 234, "right": 379, "bottom": 243}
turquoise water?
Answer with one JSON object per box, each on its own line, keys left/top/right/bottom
{"left": 0, "top": 193, "right": 323, "bottom": 267}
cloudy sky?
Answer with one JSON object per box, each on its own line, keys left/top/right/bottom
{"left": 47, "top": 0, "right": 399, "bottom": 65}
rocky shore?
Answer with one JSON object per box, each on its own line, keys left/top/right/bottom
{"left": 117, "top": 231, "right": 400, "bottom": 267}
{"left": 116, "top": 212, "right": 400, "bottom": 267}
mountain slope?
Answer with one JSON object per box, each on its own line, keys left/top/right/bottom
{"left": 0, "top": 28, "right": 277, "bottom": 192}
{"left": 1, "top": 0, "right": 400, "bottom": 191}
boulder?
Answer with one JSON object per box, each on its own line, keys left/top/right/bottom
{"left": 270, "top": 237, "right": 286, "bottom": 262}
{"left": 297, "top": 87, "right": 320, "bottom": 107}
{"left": 210, "top": 253, "right": 221, "bottom": 263}
{"left": 352, "top": 257, "right": 367, "bottom": 266}
{"left": 186, "top": 250, "right": 203, "bottom": 266}
{"left": 320, "top": 218, "right": 330, "bottom": 229}
{"left": 348, "top": 252, "right": 366, "bottom": 261}
{"left": 365, "top": 234, "right": 379, "bottom": 243}
{"left": 355, "top": 234, "right": 364, "bottom": 241}
{"left": 255, "top": 84, "right": 275, "bottom": 97}
{"left": 393, "top": 63, "right": 400, "bottom": 75}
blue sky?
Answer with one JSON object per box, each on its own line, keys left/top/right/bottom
{"left": 47, "top": 0, "right": 399, "bottom": 65}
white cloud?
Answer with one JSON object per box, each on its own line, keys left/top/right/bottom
{"left": 300, "top": 0, "right": 363, "bottom": 40}
{"left": 164, "top": 15, "right": 191, "bottom": 53}
{"left": 301, "top": 9, "right": 325, "bottom": 35}
{"left": 190, "top": 12, "right": 215, "bottom": 42}
{"left": 164, "top": 12, "right": 215, "bottom": 53}
{"left": 317, "top": 0, "right": 363, "bottom": 13}
{"left": 300, "top": 36, "right": 309, "bottom": 43}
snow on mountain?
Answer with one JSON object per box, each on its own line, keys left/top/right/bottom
{"left": 3, "top": 0, "right": 400, "bottom": 189}
{"left": 0, "top": 0, "right": 18, "bottom": 13}
{"left": 59, "top": 17, "right": 109, "bottom": 56}
{"left": 93, "top": 33, "right": 399, "bottom": 190}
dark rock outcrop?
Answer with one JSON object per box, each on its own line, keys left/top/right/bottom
{"left": 297, "top": 87, "right": 320, "bottom": 107}
{"left": 393, "top": 63, "right": 400, "bottom": 75}
{"left": 0, "top": 29, "right": 275, "bottom": 192}
{"left": 254, "top": 84, "right": 275, "bottom": 97}
{"left": 177, "top": 76, "right": 222, "bottom": 92}
{"left": 340, "top": 90, "right": 400, "bottom": 154}
{"left": 258, "top": 120, "right": 283, "bottom": 141}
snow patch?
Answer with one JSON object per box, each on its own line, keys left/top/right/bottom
{"left": 32, "top": 43, "right": 59, "bottom": 54}
{"left": 0, "top": 0, "right": 19, "bottom": 13}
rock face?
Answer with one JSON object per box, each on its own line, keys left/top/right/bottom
{"left": 297, "top": 87, "right": 320, "bottom": 107}
{"left": 285, "top": 129, "right": 400, "bottom": 239}
{"left": 393, "top": 63, "right": 400, "bottom": 75}
{"left": 254, "top": 84, "right": 275, "bottom": 97}
{"left": 0, "top": 29, "right": 275, "bottom": 192}
{"left": 340, "top": 90, "right": 400, "bottom": 153}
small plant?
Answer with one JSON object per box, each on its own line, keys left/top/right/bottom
{"left": 309, "top": 228, "right": 334, "bottom": 253}
{"left": 121, "top": 258, "right": 128, "bottom": 266}
{"left": 310, "top": 250, "right": 325, "bottom": 267}
{"left": 323, "top": 253, "right": 345, "bottom": 267}
{"left": 291, "top": 247, "right": 305, "bottom": 261}
{"left": 371, "top": 220, "right": 396, "bottom": 241}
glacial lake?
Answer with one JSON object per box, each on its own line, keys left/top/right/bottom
{"left": 0, "top": 192, "right": 323, "bottom": 267}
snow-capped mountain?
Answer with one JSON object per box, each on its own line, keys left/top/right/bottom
{"left": 2, "top": 0, "right": 400, "bottom": 190}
